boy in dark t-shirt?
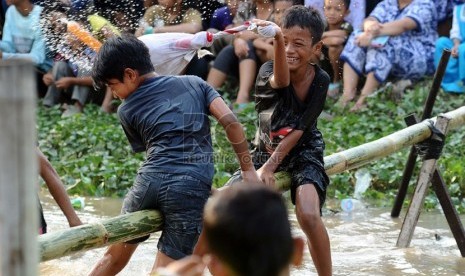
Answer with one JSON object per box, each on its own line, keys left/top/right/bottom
{"left": 240, "top": 7, "right": 332, "bottom": 275}
{"left": 89, "top": 35, "right": 260, "bottom": 276}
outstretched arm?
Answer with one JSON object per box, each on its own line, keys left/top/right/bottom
{"left": 209, "top": 98, "right": 261, "bottom": 183}
{"left": 37, "top": 148, "right": 82, "bottom": 227}
{"left": 253, "top": 19, "right": 289, "bottom": 89}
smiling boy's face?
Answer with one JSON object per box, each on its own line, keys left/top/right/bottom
{"left": 283, "top": 26, "right": 322, "bottom": 71}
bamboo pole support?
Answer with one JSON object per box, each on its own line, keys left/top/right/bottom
{"left": 391, "top": 49, "right": 451, "bottom": 218}
{"left": 397, "top": 115, "right": 450, "bottom": 247}
{"left": 38, "top": 106, "right": 465, "bottom": 261}
{"left": 0, "top": 60, "right": 38, "bottom": 275}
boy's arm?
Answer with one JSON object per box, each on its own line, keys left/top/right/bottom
{"left": 259, "top": 21, "right": 288, "bottom": 89}
{"left": 258, "top": 130, "right": 303, "bottom": 186}
{"left": 37, "top": 148, "right": 82, "bottom": 227}
{"left": 208, "top": 97, "right": 261, "bottom": 183}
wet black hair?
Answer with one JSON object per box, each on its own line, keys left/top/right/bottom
{"left": 91, "top": 34, "right": 155, "bottom": 90}
{"left": 282, "top": 5, "right": 325, "bottom": 44}
{"left": 204, "top": 184, "right": 294, "bottom": 276}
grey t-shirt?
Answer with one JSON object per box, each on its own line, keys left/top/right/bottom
{"left": 118, "top": 75, "right": 221, "bottom": 184}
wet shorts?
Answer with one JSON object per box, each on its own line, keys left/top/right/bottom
{"left": 121, "top": 172, "right": 211, "bottom": 260}
{"left": 226, "top": 148, "right": 329, "bottom": 211}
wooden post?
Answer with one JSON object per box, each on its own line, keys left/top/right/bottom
{"left": 0, "top": 60, "right": 38, "bottom": 275}
{"left": 391, "top": 49, "right": 451, "bottom": 218}
{"left": 397, "top": 115, "right": 450, "bottom": 248}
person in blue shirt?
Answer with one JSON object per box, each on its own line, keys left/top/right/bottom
{"left": 88, "top": 34, "right": 260, "bottom": 275}
{"left": 435, "top": 2, "right": 465, "bottom": 94}
{"left": 0, "top": 0, "right": 52, "bottom": 97}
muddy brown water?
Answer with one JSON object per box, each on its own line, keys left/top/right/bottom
{"left": 38, "top": 191, "right": 465, "bottom": 275}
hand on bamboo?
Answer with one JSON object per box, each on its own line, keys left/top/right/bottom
{"left": 257, "top": 166, "right": 276, "bottom": 188}
{"left": 241, "top": 168, "right": 262, "bottom": 184}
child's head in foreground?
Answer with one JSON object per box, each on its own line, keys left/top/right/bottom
{"left": 91, "top": 34, "right": 154, "bottom": 99}
{"left": 203, "top": 184, "right": 304, "bottom": 276}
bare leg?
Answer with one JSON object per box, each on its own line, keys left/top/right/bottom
{"left": 235, "top": 59, "right": 257, "bottom": 104}
{"left": 207, "top": 68, "right": 228, "bottom": 90}
{"left": 328, "top": 45, "right": 343, "bottom": 84}
{"left": 295, "top": 184, "right": 332, "bottom": 276}
{"left": 150, "top": 251, "right": 176, "bottom": 274}
{"left": 88, "top": 243, "right": 138, "bottom": 276}
{"left": 350, "top": 72, "right": 380, "bottom": 112}
{"left": 327, "top": 45, "right": 344, "bottom": 98}
{"left": 340, "top": 62, "right": 359, "bottom": 107}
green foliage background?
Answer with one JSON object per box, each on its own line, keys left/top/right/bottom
{"left": 37, "top": 80, "right": 465, "bottom": 211}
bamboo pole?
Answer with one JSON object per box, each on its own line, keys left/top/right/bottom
{"left": 39, "top": 106, "right": 465, "bottom": 261}
{"left": 0, "top": 60, "right": 38, "bottom": 275}
{"left": 39, "top": 210, "right": 162, "bottom": 262}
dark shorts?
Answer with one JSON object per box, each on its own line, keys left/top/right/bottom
{"left": 212, "top": 40, "right": 259, "bottom": 79}
{"left": 226, "top": 149, "right": 329, "bottom": 211}
{"left": 121, "top": 172, "right": 211, "bottom": 260}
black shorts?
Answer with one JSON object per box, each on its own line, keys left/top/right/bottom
{"left": 226, "top": 148, "right": 329, "bottom": 210}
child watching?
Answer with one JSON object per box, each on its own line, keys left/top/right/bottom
{"left": 88, "top": 34, "right": 260, "bottom": 275}
{"left": 435, "top": 2, "right": 465, "bottom": 94}
{"left": 321, "top": 0, "right": 352, "bottom": 98}
{"left": 254, "top": 0, "right": 294, "bottom": 64}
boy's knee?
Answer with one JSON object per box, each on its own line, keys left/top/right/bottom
{"left": 297, "top": 209, "right": 321, "bottom": 230}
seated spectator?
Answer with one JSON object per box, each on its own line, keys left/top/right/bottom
{"left": 253, "top": 0, "right": 294, "bottom": 64}
{"left": 320, "top": 0, "right": 353, "bottom": 98}
{"left": 37, "top": 147, "right": 82, "bottom": 234}
{"left": 207, "top": 0, "right": 275, "bottom": 105}
{"left": 435, "top": 2, "right": 465, "bottom": 94}
{"left": 199, "top": 184, "right": 305, "bottom": 276}
{"left": 305, "top": 0, "right": 365, "bottom": 29}
{"left": 134, "top": 0, "right": 212, "bottom": 81}
{"left": 41, "top": 9, "right": 108, "bottom": 115}
{"left": 135, "top": 0, "right": 203, "bottom": 36}
{"left": 207, "top": 0, "right": 241, "bottom": 56}
{"left": 0, "top": 0, "right": 52, "bottom": 97}
{"left": 93, "top": 0, "right": 144, "bottom": 33}
{"left": 188, "top": 0, "right": 225, "bottom": 31}
{"left": 339, "top": 0, "right": 437, "bottom": 112}
{"left": 209, "top": 0, "right": 239, "bottom": 32}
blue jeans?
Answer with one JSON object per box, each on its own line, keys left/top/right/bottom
{"left": 122, "top": 172, "right": 211, "bottom": 259}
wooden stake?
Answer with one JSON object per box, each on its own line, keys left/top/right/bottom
{"left": 0, "top": 60, "right": 37, "bottom": 276}
{"left": 397, "top": 115, "right": 450, "bottom": 248}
